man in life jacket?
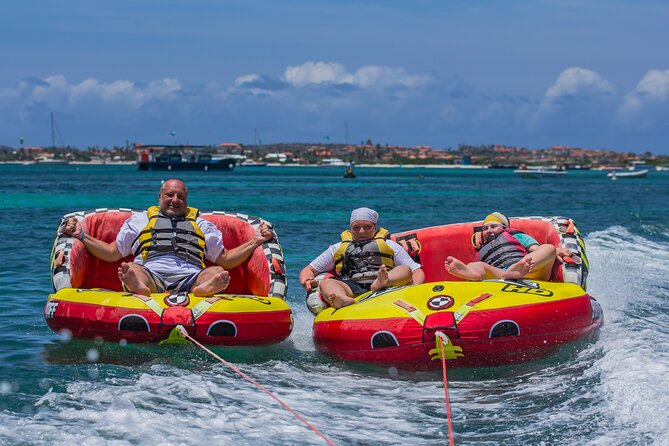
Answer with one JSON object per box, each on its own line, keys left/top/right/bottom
{"left": 299, "top": 207, "right": 424, "bottom": 309}
{"left": 62, "top": 178, "right": 273, "bottom": 296}
{"left": 444, "top": 212, "right": 570, "bottom": 281}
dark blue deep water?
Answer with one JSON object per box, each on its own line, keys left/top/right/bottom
{"left": 1, "top": 164, "right": 667, "bottom": 445}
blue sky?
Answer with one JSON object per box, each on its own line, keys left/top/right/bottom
{"left": 1, "top": 0, "right": 668, "bottom": 153}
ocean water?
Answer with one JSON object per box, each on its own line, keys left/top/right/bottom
{"left": 0, "top": 164, "right": 667, "bottom": 445}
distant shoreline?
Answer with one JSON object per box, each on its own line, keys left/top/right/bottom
{"left": 252, "top": 163, "right": 490, "bottom": 169}
{"left": 1, "top": 160, "right": 490, "bottom": 168}
{"left": 0, "top": 160, "right": 135, "bottom": 165}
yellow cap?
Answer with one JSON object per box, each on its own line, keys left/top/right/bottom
{"left": 483, "top": 212, "right": 509, "bottom": 227}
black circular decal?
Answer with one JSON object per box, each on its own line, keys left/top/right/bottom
{"left": 164, "top": 292, "right": 190, "bottom": 307}
{"left": 432, "top": 285, "right": 445, "bottom": 292}
{"left": 427, "top": 295, "right": 454, "bottom": 310}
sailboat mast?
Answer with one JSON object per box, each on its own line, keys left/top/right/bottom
{"left": 51, "top": 112, "right": 56, "bottom": 148}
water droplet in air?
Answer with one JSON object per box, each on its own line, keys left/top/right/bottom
{"left": 87, "top": 348, "right": 100, "bottom": 363}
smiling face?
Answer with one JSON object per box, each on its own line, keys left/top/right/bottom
{"left": 350, "top": 220, "right": 377, "bottom": 242}
{"left": 158, "top": 179, "right": 188, "bottom": 217}
{"left": 481, "top": 222, "right": 505, "bottom": 243}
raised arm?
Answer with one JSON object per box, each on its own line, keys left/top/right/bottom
{"left": 214, "top": 222, "right": 273, "bottom": 269}
{"left": 63, "top": 217, "right": 123, "bottom": 263}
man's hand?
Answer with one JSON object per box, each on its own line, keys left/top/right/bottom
{"left": 63, "top": 217, "right": 83, "bottom": 240}
{"left": 254, "top": 222, "right": 274, "bottom": 246}
{"left": 302, "top": 277, "right": 318, "bottom": 292}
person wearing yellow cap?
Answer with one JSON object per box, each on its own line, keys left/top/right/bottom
{"left": 300, "top": 207, "right": 424, "bottom": 309}
{"left": 444, "top": 212, "right": 569, "bottom": 281}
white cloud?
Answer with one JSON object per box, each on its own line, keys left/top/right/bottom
{"left": 5, "top": 75, "right": 184, "bottom": 111}
{"left": 284, "top": 62, "right": 351, "bottom": 86}
{"left": 545, "top": 67, "right": 614, "bottom": 99}
{"left": 619, "top": 69, "right": 669, "bottom": 116}
{"left": 29, "top": 75, "right": 71, "bottom": 105}
{"left": 234, "top": 74, "right": 260, "bottom": 87}
{"left": 1, "top": 65, "right": 667, "bottom": 153}
{"left": 70, "top": 77, "right": 182, "bottom": 109}
{"left": 282, "top": 61, "right": 432, "bottom": 89}
{"left": 635, "top": 69, "right": 669, "bottom": 98}
{"left": 351, "top": 65, "right": 431, "bottom": 89}
{"left": 531, "top": 67, "right": 616, "bottom": 129}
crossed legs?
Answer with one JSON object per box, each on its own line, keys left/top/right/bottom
{"left": 118, "top": 263, "right": 230, "bottom": 297}
{"left": 445, "top": 244, "right": 556, "bottom": 281}
{"left": 319, "top": 265, "right": 413, "bottom": 309}
{"left": 191, "top": 266, "right": 231, "bottom": 296}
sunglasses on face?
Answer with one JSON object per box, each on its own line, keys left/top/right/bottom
{"left": 351, "top": 224, "right": 375, "bottom": 232}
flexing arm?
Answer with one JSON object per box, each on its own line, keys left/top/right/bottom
{"left": 63, "top": 218, "right": 123, "bottom": 263}
{"left": 214, "top": 222, "right": 273, "bottom": 269}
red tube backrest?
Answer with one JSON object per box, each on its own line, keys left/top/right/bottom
{"left": 202, "top": 215, "right": 270, "bottom": 296}
{"left": 77, "top": 212, "right": 134, "bottom": 290}
{"left": 68, "top": 211, "right": 270, "bottom": 295}
{"left": 392, "top": 219, "right": 563, "bottom": 283}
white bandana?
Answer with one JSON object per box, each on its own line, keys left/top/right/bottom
{"left": 350, "top": 207, "right": 379, "bottom": 224}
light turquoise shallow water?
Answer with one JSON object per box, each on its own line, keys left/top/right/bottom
{"left": 1, "top": 164, "right": 668, "bottom": 445}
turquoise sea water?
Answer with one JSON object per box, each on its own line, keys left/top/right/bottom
{"left": 1, "top": 164, "right": 668, "bottom": 445}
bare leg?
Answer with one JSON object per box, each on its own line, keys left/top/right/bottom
{"left": 191, "top": 266, "right": 231, "bottom": 297}
{"left": 524, "top": 244, "right": 557, "bottom": 281}
{"left": 385, "top": 265, "right": 412, "bottom": 287}
{"left": 501, "top": 257, "right": 533, "bottom": 280}
{"left": 118, "top": 262, "right": 155, "bottom": 296}
{"left": 319, "top": 278, "right": 355, "bottom": 309}
{"left": 370, "top": 265, "right": 389, "bottom": 291}
{"left": 445, "top": 257, "right": 485, "bottom": 281}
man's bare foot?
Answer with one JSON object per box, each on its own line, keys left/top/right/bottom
{"left": 328, "top": 293, "right": 355, "bottom": 309}
{"left": 370, "top": 265, "right": 390, "bottom": 291}
{"left": 192, "top": 271, "right": 231, "bottom": 297}
{"left": 444, "top": 256, "right": 483, "bottom": 281}
{"left": 118, "top": 262, "right": 151, "bottom": 296}
{"left": 502, "top": 257, "right": 533, "bottom": 280}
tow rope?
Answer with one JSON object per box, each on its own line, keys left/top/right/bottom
{"left": 435, "top": 331, "right": 456, "bottom": 446}
{"left": 173, "top": 325, "right": 337, "bottom": 446}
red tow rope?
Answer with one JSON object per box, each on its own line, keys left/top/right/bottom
{"left": 436, "top": 331, "right": 455, "bottom": 446}
{"left": 176, "top": 326, "right": 337, "bottom": 446}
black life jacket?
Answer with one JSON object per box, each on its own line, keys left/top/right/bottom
{"left": 333, "top": 227, "right": 395, "bottom": 284}
{"left": 476, "top": 229, "right": 528, "bottom": 269}
{"left": 133, "top": 206, "right": 206, "bottom": 268}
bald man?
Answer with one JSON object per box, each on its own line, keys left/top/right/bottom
{"left": 62, "top": 178, "right": 273, "bottom": 296}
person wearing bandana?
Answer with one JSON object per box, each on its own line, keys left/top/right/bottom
{"left": 300, "top": 207, "right": 423, "bottom": 309}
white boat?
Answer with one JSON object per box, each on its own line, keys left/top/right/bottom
{"left": 320, "top": 158, "right": 348, "bottom": 167}
{"left": 608, "top": 169, "right": 648, "bottom": 179}
{"left": 240, "top": 160, "right": 268, "bottom": 167}
{"left": 514, "top": 167, "right": 567, "bottom": 179}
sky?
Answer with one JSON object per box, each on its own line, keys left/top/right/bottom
{"left": 1, "top": 0, "right": 668, "bottom": 153}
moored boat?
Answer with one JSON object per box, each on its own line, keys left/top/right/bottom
{"left": 514, "top": 166, "right": 567, "bottom": 179}
{"left": 134, "top": 144, "right": 239, "bottom": 171}
{"left": 608, "top": 169, "right": 648, "bottom": 179}
{"left": 309, "top": 217, "right": 602, "bottom": 369}
{"left": 46, "top": 209, "right": 291, "bottom": 345}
